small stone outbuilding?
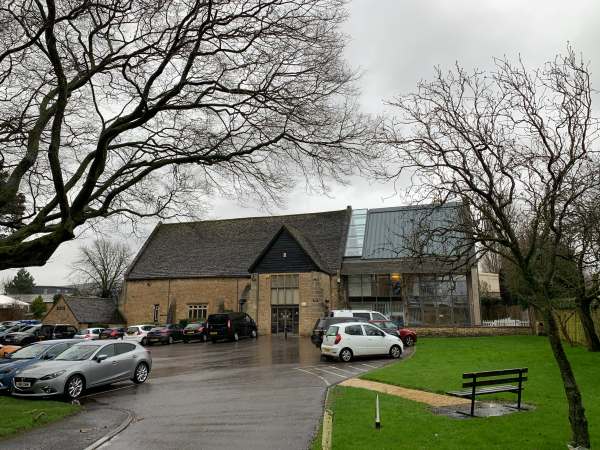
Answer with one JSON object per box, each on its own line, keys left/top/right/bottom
{"left": 43, "top": 296, "right": 125, "bottom": 329}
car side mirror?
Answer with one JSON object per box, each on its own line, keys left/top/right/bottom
{"left": 96, "top": 354, "right": 108, "bottom": 363}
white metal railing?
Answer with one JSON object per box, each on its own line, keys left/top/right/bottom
{"left": 481, "top": 318, "right": 530, "bottom": 327}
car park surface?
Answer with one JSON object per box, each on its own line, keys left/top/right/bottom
{"left": 0, "top": 335, "right": 407, "bottom": 450}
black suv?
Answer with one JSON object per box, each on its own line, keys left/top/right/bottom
{"left": 39, "top": 324, "right": 79, "bottom": 340}
{"left": 310, "top": 317, "right": 368, "bottom": 348}
{"left": 207, "top": 312, "right": 257, "bottom": 343}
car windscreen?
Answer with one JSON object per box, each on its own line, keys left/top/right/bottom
{"left": 377, "top": 321, "right": 398, "bottom": 330}
{"left": 9, "top": 344, "right": 47, "bottom": 359}
{"left": 126, "top": 327, "right": 138, "bottom": 333}
{"left": 75, "top": 329, "right": 89, "bottom": 335}
{"left": 141, "top": 326, "right": 154, "bottom": 331}
{"left": 325, "top": 326, "right": 339, "bottom": 336}
{"left": 55, "top": 345, "right": 99, "bottom": 361}
{"left": 185, "top": 323, "right": 202, "bottom": 330}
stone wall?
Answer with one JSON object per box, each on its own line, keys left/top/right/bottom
{"left": 251, "top": 271, "right": 334, "bottom": 336}
{"left": 412, "top": 326, "right": 532, "bottom": 337}
{"left": 123, "top": 278, "right": 250, "bottom": 325}
{"left": 43, "top": 298, "right": 78, "bottom": 327}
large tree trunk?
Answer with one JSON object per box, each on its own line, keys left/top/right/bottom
{"left": 545, "top": 310, "right": 591, "bottom": 449}
{"left": 576, "top": 300, "right": 600, "bottom": 352}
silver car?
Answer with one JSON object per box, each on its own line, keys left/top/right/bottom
{"left": 12, "top": 340, "right": 152, "bottom": 399}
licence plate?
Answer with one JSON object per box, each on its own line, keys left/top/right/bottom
{"left": 15, "top": 381, "right": 31, "bottom": 388}
{"left": 210, "top": 332, "right": 218, "bottom": 335}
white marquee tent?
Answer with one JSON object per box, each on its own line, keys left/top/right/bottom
{"left": 0, "top": 295, "right": 29, "bottom": 309}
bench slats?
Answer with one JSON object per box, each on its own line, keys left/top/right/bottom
{"left": 462, "top": 368, "right": 528, "bottom": 378}
{"left": 462, "top": 376, "right": 527, "bottom": 388}
{"left": 448, "top": 385, "right": 522, "bottom": 397}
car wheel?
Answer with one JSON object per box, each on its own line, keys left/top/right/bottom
{"left": 211, "top": 339, "right": 217, "bottom": 344}
{"left": 64, "top": 375, "right": 85, "bottom": 400}
{"left": 141, "top": 338, "right": 147, "bottom": 346}
{"left": 251, "top": 329, "right": 257, "bottom": 339}
{"left": 339, "top": 348, "right": 353, "bottom": 362}
{"left": 404, "top": 336, "right": 414, "bottom": 347}
{"left": 390, "top": 345, "right": 402, "bottom": 359}
{"left": 233, "top": 332, "right": 239, "bottom": 342}
{"left": 132, "top": 362, "right": 150, "bottom": 384}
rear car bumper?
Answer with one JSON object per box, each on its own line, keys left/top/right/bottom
{"left": 321, "top": 345, "right": 340, "bottom": 357}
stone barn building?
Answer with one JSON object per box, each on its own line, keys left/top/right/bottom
{"left": 122, "top": 204, "right": 481, "bottom": 336}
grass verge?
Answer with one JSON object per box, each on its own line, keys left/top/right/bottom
{"left": 316, "top": 336, "right": 599, "bottom": 449}
{"left": 0, "top": 396, "right": 79, "bottom": 440}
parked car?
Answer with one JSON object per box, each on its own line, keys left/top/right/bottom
{"left": 146, "top": 324, "right": 184, "bottom": 345}
{"left": 0, "top": 340, "right": 80, "bottom": 392}
{"left": 74, "top": 328, "right": 105, "bottom": 340}
{"left": 38, "top": 324, "right": 79, "bottom": 340}
{"left": 99, "top": 328, "right": 126, "bottom": 340}
{"left": 12, "top": 340, "right": 152, "bottom": 400}
{"left": 328, "top": 309, "right": 390, "bottom": 321}
{"left": 0, "top": 325, "right": 34, "bottom": 343}
{"left": 321, "top": 322, "right": 403, "bottom": 362}
{"left": 18, "top": 320, "right": 41, "bottom": 325}
{"left": 2, "top": 324, "right": 43, "bottom": 346}
{"left": 369, "top": 320, "right": 418, "bottom": 347}
{"left": 182, "top": 322, "right": 207, "bottom": 343}
{"left": 0, "top": 344, "right": 21, "bottom": 358}
{"left": 123, "top": 325, "right": 155, "bottom": 346}
{"left": 207, "top": 313, "right": 257, "bottom": 343}
{"left": 311, "top": 317, "right": 368, "bottom": 348}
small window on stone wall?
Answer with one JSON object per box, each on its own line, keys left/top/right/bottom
{"left": 188, "top": 304, "right": 208, "bottom": 321}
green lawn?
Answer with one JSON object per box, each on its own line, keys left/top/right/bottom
{"left": 319, "top": 336, "right": 599, "bottom": 450}
{"left": 0, "top": 397, "right": 79, "bottom": 440}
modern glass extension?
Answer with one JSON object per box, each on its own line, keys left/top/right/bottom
{"left": 346, "top": 273, "right": 471, "bottom": 326}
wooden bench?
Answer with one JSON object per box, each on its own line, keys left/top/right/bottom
{"left": 446, "top": 368, "right": 528, "bottom": 417}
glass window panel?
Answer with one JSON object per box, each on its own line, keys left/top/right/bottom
{"left": 423, "top": 305, "right": 437, "bottom": 324}
{"left": 453, "top": 307, "right": 469, "bottom": 325}
{"left": 437, "top": 305, "right": 452, "bottom": 325}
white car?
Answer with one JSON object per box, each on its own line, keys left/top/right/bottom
{"left": 123, "top": 325, "right": 155, "bottom": 345}
{"left": 74, "top": 328, "right": 105, "bottom": 340}
{"left": 328, "top": 309, "right": 389, "bottom": 321}
{"left": 321, "top": 321, "right": 403, "bottom": 362}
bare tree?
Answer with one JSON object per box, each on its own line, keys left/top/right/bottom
{"left": 0, "top": 0, "right": 377, "bottom": 269}
{"left": 560, "top": 195, "right": 600, "bottom": 351}
{"left": 383, "top": 48, "right": 598, "bottom": 448}
{"left": 71, "top": 239, "right": 132, "bottom": 298}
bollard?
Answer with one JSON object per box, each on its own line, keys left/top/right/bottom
{"left": 375, "top": 394, "right": 381, "bottom": 429}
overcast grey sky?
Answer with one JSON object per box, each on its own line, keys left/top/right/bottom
{"left": 2, "top": 0, "right": 599, "bottom": 286}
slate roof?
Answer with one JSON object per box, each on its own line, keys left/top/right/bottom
{"left": 126, "top": 209, "right": 351, "bottom": 280}
{"left": 64, "top": 297, "right": 125, "bottom": 324}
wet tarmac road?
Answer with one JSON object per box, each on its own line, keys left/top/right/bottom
{"left": 1, "top": 336, "right": 399, "bottom": 450}
{"left": 100, "top": 336, "right": 394, "bottom": 450}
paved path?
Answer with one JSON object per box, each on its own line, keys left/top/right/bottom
{"left": 339, "top": 378, "right": 471, "bottom": 407}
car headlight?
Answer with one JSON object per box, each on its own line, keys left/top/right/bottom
{"left": 40, "top": 370, "right": 66, "bottom": 380}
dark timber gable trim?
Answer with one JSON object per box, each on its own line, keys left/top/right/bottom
{"left": 249, "top": 225, "right": 330, "bottom": 274}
